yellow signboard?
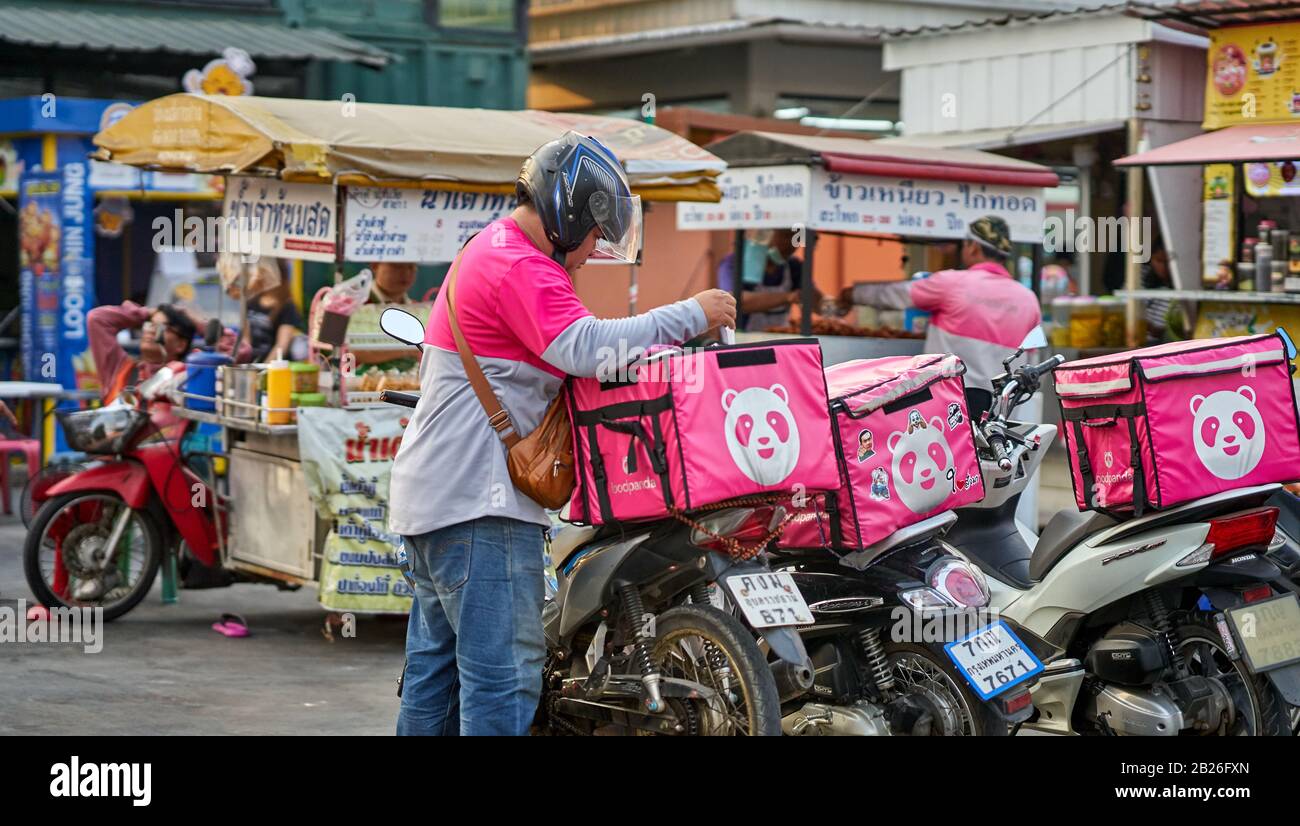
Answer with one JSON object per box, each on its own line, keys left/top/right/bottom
{"left": 1204, "top": 22, "right": 1300, "bottom": 129}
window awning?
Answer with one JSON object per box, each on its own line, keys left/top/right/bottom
{"left": 1115, "top": 122, "right": 1300, "bottom": 166}
{"left": 0, "top": 5, "right": 395, "bottom": 67}
{"left": 706, "top": 130, "right": 1060, "bottom": 187}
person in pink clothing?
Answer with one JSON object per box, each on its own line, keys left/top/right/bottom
{"left": 389, "top": 132, "right": 735, "bottom": 736}
{"left": 847, "top": 215, "right": 1041, "bottom": 403}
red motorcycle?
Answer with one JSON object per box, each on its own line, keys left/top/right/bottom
{"left": 23, "top": 367, "right": 225, "bottom": 621}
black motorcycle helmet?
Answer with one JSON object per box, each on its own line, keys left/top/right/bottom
{"left": 516, "top": 131, "right": 640, "bottom": 266}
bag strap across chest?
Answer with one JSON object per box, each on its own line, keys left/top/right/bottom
{"left": 445, "top": 251, "right": 521, "bottom": 448}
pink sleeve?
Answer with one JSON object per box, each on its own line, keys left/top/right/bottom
{"left": 495, "top": 259, "right": 593, "bottom": 357}
{"left": 909, "top": 271, "right": 953, "bottom": 313}
{"left": 88, "top": 301, "right": 150, "bottom": 384}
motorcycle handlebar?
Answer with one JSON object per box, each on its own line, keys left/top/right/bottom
{"left": 380, "top": 390, "right": 420, "bottom": 408}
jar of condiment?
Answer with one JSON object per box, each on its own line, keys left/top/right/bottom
{"left": 1070, "top": 298, "right": 1103, "bottom": 349}
{"left": 1099, "top": 296, "right": 1125, "bottom": 347}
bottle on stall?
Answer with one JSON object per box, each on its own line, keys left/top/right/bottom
{"left": 266, "top": 357, "right": 293, "bottom": 425}
{"left": 1288, "top": 235, "right": 1300, "bottom": 293}
{"left": 1256, "top": 238, "right": 1274, "bottom": 293}
{"left": 1272, "top": 228, "right": 1290, "bottom": 292}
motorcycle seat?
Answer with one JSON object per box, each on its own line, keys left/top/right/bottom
{"left": 1029, "top": 509, "right": 1118, "bottom": 581}
{"left": 549, "top": 524, "right": 600, "bottom": 572}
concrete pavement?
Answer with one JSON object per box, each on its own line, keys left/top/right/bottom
{"left": 0, "top": 513, "right": 407, "bottom": 735}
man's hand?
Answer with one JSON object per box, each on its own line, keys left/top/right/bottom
{"left": 693, "top": 289, "right": 737, "bottom": 330}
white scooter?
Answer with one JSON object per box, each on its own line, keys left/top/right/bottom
{"left": 943, "top": 337, "right": 1300, "bottom": 736}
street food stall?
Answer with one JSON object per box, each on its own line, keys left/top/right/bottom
{"left": 90, "top": 92, "right": 725, "bottom": 614}
{"left": 676, "top": 131, "right": 1060, "bottom": 364}
{"left": 1112, "top": 14, "right": 1300, "bottom": 345}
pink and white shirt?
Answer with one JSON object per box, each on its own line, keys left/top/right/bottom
{"left": 852, "top": 262, "right": 1041, "bottom": 389}
{"left": 389, "top": 218, "right": 707, "bottom": 536}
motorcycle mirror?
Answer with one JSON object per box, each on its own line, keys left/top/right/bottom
{"left": 204, "top": 318, "right": 223, "bottom": 348}
{"left": 1019, "top": 326, "right": 1048, "bottom": 350}
{"left": 380, "top": 308, "right": 426, "bottom": 348}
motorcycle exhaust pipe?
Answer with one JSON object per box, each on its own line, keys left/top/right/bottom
{"left": 770, "top": 659, "right": 814, "bottom": 703}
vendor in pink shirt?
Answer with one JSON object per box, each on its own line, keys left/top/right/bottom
{"left": 389, "top": 132, "right": 736, "bottom": 736}
{"left": 846, "top": 215, "right": 1041, "bottom": 403}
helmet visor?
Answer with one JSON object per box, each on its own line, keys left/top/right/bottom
{"left": 589, "top": 192, "right": 642, "bottom": 263}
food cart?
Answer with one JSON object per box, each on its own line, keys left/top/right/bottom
{"left": 676, "top": 131, "right": 1060, "bottom": 363}
{"left": 89, "top": 92, "right": 725, "bottom": 614}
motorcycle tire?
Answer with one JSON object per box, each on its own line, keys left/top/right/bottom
{"left": 24, "top": 492, "right": 163, "bottom": 623}
{"left": 880, "top": 640, "right": 1009, "bottom": 736}
{"left": 648, "top": 603, "right": 783, "bottom": 736}
{"left": 1176, "top": 619, "right": 1291, "bottom": 737}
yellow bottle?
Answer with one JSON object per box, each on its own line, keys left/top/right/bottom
{"left": 267, "top": 358, "right": 292, "bottom": 425}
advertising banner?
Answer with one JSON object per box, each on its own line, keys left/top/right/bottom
{"left": 1204, "top": 22, "right": 1300, "bottom": 129}
{"left": 676, "top": 165, "right": 811, "bottom": 230}
{"left": 223, "top": 175, "right": 336, "bottom": 262}
{"left": 298, "top": 407, "right": 412, "bottom": 614}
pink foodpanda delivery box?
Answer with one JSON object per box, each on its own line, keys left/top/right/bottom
{"left": 1055, "top": 331, "right": 1300, "bottom": 515}
{"left": 566, "top": 339, "right": 839, "bottom": 525}
{"left": 780, "top": 354, "right": 985, "bottom": 550}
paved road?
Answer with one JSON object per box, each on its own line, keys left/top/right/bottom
{"left": 0, "top": 513, "right": 407, "bottom": 735}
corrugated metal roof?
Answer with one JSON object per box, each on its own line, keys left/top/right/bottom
{"left": 0, "top": 5, "right": 394, "bottom": 67}
{"left": 530, "top": 17, "right": 883, "bottom": 59}
{"left": 1128, "top": 1, "right": 1300, "bottom": 27}
{"left": 882, "top": 2, "right": 1148, "bottom": 39}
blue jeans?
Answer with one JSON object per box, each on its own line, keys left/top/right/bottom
{"left": 396, "top": 516, "right": 546, "bottom": 736}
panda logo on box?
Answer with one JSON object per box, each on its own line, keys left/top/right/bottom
{"left": 722, "top": 384, "right": 801, "bottom": 486}
{"left": 888, "top": 414, "right": 954, "bottom": 514}
{"left": 1190, "top": 385, "right": 1266, "bottom": 480}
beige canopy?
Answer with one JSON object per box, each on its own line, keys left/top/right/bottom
{"left": 92, "top": 93, "right": 726, "bottom": 201}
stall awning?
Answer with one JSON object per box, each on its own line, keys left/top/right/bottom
{"left": 0, "top": 5, "right": 395, "bottom": 67}
{"left": 1115, "top": 123, "right": 1300, "bottom": 166}
{"left": 92, "top": 94, "right": 726, "bottom": 201}
{"left": 878, "top": 120, "right": 1125, "bottom": 151}
{"left": 705, "top": 131, "right": 1059, "bottom": 187}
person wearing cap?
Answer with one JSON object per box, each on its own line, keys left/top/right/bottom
{"left": 389, "top": 132, "right": 736, "bottom": 736}
{"left": 844, "top": 215, "right": 1041, "bottom": 403}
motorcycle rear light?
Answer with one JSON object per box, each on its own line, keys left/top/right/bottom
{"left": 1242, "top": 585, "right": 1273, "bottom": 604}
{"left": 930, "top": 561, "right": 989, "bottom": 609}
{"left": 1003, "top": 689, "right": 1033, "bottom": 715}
{"left": 1205, "top": 507, "right": 1280, "bottom": 561}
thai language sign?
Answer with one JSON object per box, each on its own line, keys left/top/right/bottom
{"left": 344, "top": 187, "right": 516, "bottom": 263}
{"left": 298, "top": 407, "right": 412, "bottom": 614}
{"left": 223, "top": 175, "right": 336, "bottom": 262}
{"left": 676, "top": 165, "right": 811, "bottom": 230}
{"left": 808, "top": 169, "right": 1045, "bottom": 243}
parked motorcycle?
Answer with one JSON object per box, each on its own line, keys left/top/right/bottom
{"left": 767, "top": 509, "right": 1040, "bottom": 735}
{"left": 23, "top": 365, "right": 228, "bottom": 620}
{"left": 945, "top": 349, "right": 1300, "bottom": 735}
{"left": 379, "top": 308, "right": 815, "bottom": 736}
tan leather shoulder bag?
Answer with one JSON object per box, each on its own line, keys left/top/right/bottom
{"left": 445, "top": 253, "right": 575, "bottom": 509}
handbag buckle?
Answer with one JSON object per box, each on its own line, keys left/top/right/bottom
{"left": 488, "top": 409, "right": 512, "bottom": 432}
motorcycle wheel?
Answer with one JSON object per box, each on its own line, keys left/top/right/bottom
{"left": 24, "top": 492, "right": 162, "bottom": 622}
{"left": 644, "top": 604, "right": 782, "bottom": 736}
{"left": 881, "top": 640, "right": 1008, "bottom": 736}
{"left": 1176, "top": 620, "right": 1290, "bottom": 736}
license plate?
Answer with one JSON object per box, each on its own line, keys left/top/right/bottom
{"left": 1225, "top": 593, "right": 1300, "bottom": 673}
{"left": 724, "top": 572, "right": 813, "bottom": 629}
{"left": 944, "top": 620, "right": 1044, "bottom": 701}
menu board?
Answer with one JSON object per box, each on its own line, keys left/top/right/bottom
{"left": 1202, "top": 164, "right": 1235, "bottom": 284}
{"left": 1204, "top": 22, "right": 1300, "bottom": 129}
